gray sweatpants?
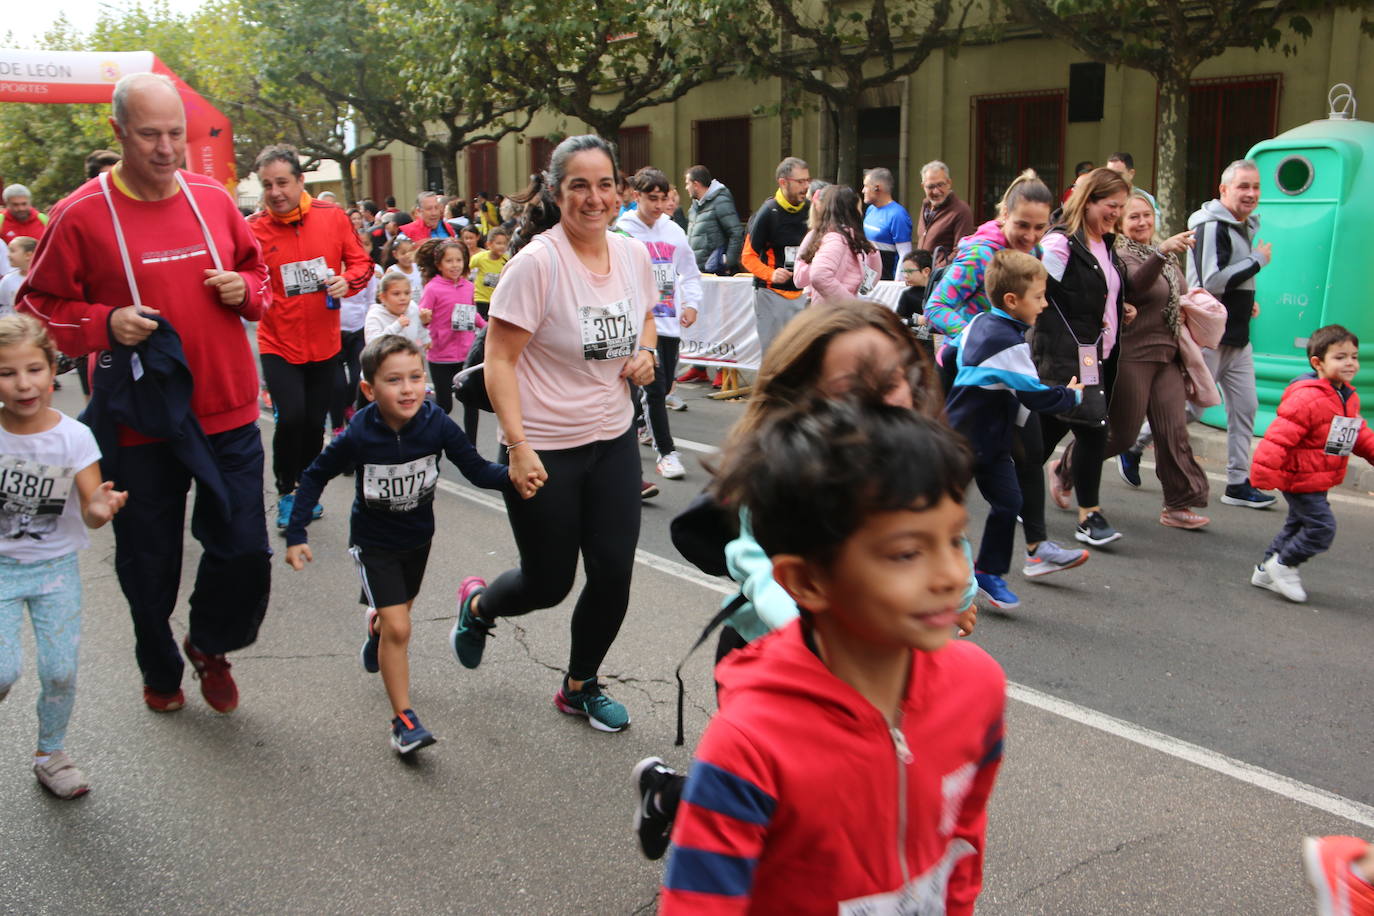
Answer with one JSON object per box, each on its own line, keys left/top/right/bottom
{"left": 753, "top": 287, "right": 809, "bottom": 358}
{"left": 1182, "top": 343, "right": 1258, "bottom": 486}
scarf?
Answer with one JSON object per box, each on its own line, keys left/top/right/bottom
{"left": 774, "top": 188, "right": 805, "bottom": 213}
{"left": 1116, "top": 235, "right": 1181, "bottom": 336}
{"left": 269, "top": 189, "right": 313, "bottom": 225}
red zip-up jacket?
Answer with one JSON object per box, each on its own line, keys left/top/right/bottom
{"left": 250, "top": 199, "right": 374, "bottom": 364}
{"left": 17, "top": 170, "right": 269, "bottom": 436}
{"left": 662, "top": 620, "right": 1006, "bottom": 915}
{"left": 1251, "top": 376, "right": 1374, "bottom": 493}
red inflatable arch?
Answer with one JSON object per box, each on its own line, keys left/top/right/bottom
{"left": 0, "top": 49, "right": 236, "bottom": 188}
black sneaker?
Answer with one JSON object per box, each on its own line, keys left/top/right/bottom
{"left": 632, "top": 756, "right": 680, "bottom": 861}
{"left": 1116, "top": 451, "right": 1142, "bottom": 489}
{"left": 1221, "top": 480, "right": 1277, "bottom": 509}
{"left": 360, "top": 607, "right": 380, "bottom": 674}
{"left": 1075, "top": 511, "right": 1123, "bottom": 546}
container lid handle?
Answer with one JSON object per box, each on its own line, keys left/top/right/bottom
{"left": 1328, "top": 83, "right": 1357, "bottom": 120}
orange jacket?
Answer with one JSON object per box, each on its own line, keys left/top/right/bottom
{"left": 250, "top": 199, "right": 374, "bottom": 363}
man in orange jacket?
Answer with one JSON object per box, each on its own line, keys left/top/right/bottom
{"left": 249, "top": 144, "right": 375, "bottom": 529}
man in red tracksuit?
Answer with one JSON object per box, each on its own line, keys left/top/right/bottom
{"left": 248, "top": 144, "right": 374, "bottom": 528}
{"left": 18, "top": 72, "right": 272, "bottom": 715}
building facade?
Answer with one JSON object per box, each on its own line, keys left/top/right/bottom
{"left": 358, "top": 7, "right": 1371, "bottom": 227}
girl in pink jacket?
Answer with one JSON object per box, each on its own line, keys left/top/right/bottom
{"left": 794, "top": 185, "right": 882, "bottom": 305}
{"left": 417, "top": 238, "right": 485, "bottom": 438}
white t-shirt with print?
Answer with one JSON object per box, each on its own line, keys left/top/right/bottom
{"left": 0, "top": 411, "right": 101, "bottom": 563}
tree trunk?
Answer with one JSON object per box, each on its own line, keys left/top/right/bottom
{"left": 778, "top": 30, "right": 794, "bottom": 156}
{"left": 441, "top": 148, "right": 461, "bottom": 197}
{"left": 1154, "top": 69, "right": 1190, "bottom": 236}
{"left": 339, "top": 157, "right": 359, "bottom": 207}
{"left": 834, "top": 100, "right": 861, "bottom": 190}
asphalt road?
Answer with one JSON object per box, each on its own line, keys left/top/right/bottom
{"left": 2, "top": 379, "right": 1371, "bottom": 915}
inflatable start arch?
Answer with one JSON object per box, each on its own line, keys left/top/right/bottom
{"left": 0, "top": 49, "right": 235, "bottom": 188}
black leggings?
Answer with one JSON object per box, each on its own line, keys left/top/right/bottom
{"left": 428, "top": 360, "right": 480, "bottom": 440}
{"left": 482, "top": 427, "right": 640, "bottom": 680}
{"left": 632, "top": 335, "right": 680, "bottom": 456}
{"left": 331, "top": 329, "right": 366, "bottom": 429}
{"left": 261, "top": 353, "right": 337, "bottom": 497}
{"left": 1040, "top": 354, "right": 1118, "bottom": 509}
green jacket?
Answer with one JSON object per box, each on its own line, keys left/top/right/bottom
{"left": 686, "top": 180, "right": 744, "bottom": 272}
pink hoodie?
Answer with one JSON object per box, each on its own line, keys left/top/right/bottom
{"left": 794, "top": 230, "right": 883, "bottom": 305}
{"left": 420, "top": 275, "right": 485, "bottom": 364}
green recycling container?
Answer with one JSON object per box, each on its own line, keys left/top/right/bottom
{"left": 1200, "top": 85, "right": 1374, "bottom": 433}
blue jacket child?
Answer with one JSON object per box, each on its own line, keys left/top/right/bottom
{"left": 285, "top": 398, "right": 511, "bottom": 549}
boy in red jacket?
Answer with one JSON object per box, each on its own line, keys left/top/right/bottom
{"left": 1250, "top": 324, "right": 1374, "bottom": 603}
{"left": 661, "top": 399, "right": 1005, "bottom": 916}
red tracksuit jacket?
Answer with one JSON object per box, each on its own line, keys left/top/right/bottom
{"left": 662, "top": 620, "right": 1006, "bottom": 915}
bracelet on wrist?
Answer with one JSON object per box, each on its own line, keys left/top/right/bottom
{"left": 507, "top": 439, "right": 527, "bottom": 450}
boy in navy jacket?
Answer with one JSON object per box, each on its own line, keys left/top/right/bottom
{"left": 284, "top": 335, "right": 521, "bottom": 755}
{"left": 946, "top": 250, "right": 1082, "bottom": 610}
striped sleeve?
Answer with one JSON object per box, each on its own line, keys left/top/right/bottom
{"left": 661, "top": 723, "right": 777, "bottom": 915}
{"left": 925, "top": 245, "right": 993, "bottom": 336}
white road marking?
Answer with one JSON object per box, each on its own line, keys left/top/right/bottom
{"left": 670, "top": 437, "right": 716, "bottom": 455}
{"left": 280, "top": 412, "right": 1374, "bottom": 827}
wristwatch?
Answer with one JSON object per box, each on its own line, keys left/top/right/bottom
{"left": 639, "top": 346, "right": 659, "bottom": 365}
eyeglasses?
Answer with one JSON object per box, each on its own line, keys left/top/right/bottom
{"left": 901, "top": 268, "right": 920, "bottom": 274}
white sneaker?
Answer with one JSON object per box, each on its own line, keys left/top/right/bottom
{"left": 637, "top": 425, "right": 654, "bottom": 448}
{"left": 664, "top": 393, "right": 687, "bottom": 411}
{"left": 1249, "top": 562, "right": 1273, "bottom": 589}
{"left": 656, "top": 451, "right": 686, "bottom": 480}
{"left": 1260, "top": 555, "right": 1307, "bottom": 602}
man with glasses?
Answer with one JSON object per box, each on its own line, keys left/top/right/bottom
{"left": 861, "top": 167, "right": 913, "bottom": 280}
{"left": 741, "top": 157, "right": 811, "bottom": 353}
{"left": 914, "top": 160, "right": 974, "bottom": 268}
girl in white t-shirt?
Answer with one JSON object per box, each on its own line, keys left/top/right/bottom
{"left": 0, "top": 315, "right": 126, "bottom": 799}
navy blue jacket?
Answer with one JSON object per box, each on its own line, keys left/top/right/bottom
{"left": 80, "top": 315, "right": 231, "bottom": 520}
{"left": 287, "top": 400, "right": 511, "bottom": 550}
{"left": 946, "top": 309, "right": 1079, "bottom": 460}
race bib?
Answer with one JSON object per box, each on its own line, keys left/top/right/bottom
{"left": 579, "top": 297, "right": 636, "bottom": 361}
{"left": 0, "top": 455, "right": 75, "bottom": 540}
{"left": 859, "top": 263, "right": 879, "bottom": 296}
{"left": 1077, "top": 345, "right": 1100, "bottom": 386}
{"left": 450, "top": 303, "right": 477, "bottom": 331}
{"left": 281, "top": 257, "right": 329, "bottom": 297}
{"left": 784, "top": 245, "right": 799, "bottom": 269}
{"left": 362, "top": 455, "right": 439, "bottom": 512}
{"left": 482, "top": 271, "right": 502, "bottom": 289}
{"left": 652, "top": 262, "right": 675, "bottom": 301}
{"left": 1325, "top": 415, "right": 1363, "bottom": 456}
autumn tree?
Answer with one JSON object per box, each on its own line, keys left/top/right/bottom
{"left": 450, "top": 0, "right": 725, "bottom": 141}
{"left": 248, "top": 0, "right": 536, "bottom": 196}
{"left": 1003, "top": 0, "right": 1374, "bottom": 231}
{"left": 704, "top": 0, "right": 974, "bottom": 188}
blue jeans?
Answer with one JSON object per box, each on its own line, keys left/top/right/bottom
{"left": 1267, "top": 491, "right": 1336, "bottom": 567}
{"left": 0, "top": 553, "right": 82, "bottom": 752}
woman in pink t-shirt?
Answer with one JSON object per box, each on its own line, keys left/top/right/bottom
{"left": 448, "top": 136, "right": 658, "bottom": 733}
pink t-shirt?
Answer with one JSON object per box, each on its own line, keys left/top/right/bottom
{"left": 1088, "top": 237, "right": 1121, "bottom": 357}
{"left": 489, "top": 224, "right": 656, "bottom": 450}
{"left": 421, "top": 274, "right": 484, "bottom": 364}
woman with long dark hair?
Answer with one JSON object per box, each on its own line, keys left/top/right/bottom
{"left": 793, "top": 185, "right": 881, "bottom": 305}
{"left": 450, "top": 136, "right": 658, "bottom": 732}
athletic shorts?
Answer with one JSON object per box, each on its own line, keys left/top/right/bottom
{"left": 349, "top": 542, "right": 432, "bottom": 608}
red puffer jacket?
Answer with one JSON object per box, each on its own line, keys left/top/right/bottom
{"left": 1251, "top": 377, "right": 1374, "bottom": 493}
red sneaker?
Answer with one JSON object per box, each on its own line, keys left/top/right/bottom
{"left": 1304, "top": 836, "right": 1374, "bottom": 916}
{"left": 675, "top": 366, "right": 709, "bottom": 384}
{"left": 142, "top": 686, "right": 186, "bottom": 713}
{"left": 182, "top": 638, "right": 239, "bottom": 713}
{"left": 711, "top": 370, "right": 724, "bottom": 389}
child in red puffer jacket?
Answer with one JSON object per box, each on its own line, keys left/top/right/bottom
{"left": 1249, "top": 324, "right": 1374, "bottom": 603}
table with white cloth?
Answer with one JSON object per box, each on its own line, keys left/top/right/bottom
{"left": 679, "top": 278, "right": 910, "bottom": 372}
